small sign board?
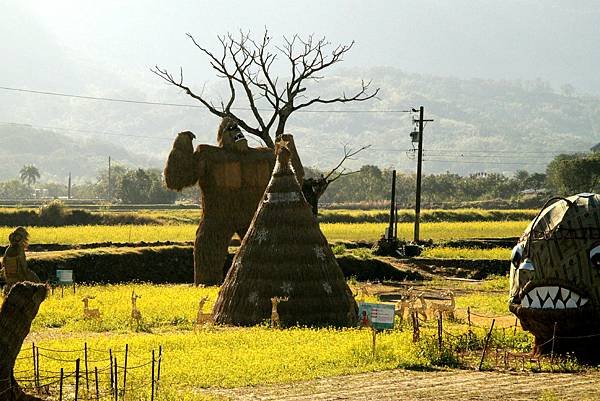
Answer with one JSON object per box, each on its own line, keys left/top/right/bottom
{"left": 56, "top": 269, "right": 73, "bottom": 284}
{"left": 358, "top": 302, "right": 395, "bottom": 330}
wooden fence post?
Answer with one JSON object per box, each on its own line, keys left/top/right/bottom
{"left": 151, "top": 350, "right": 155, "bottom": 401}
{"left": 59, "top": 367, "right": 64, "bottom": 401}
{"left": 85, "top": 342, "right": 89, "bottom": 394}
{"left": 437, "top": 312, "right": 443, "bottom": 351}
{"left": 75, "top": 358, "right": 80, "bottom": 401}
{"left": 123, "top": 344, "right": 129, "bottom": 401}
{"left": 95, "top": 366, "right": 99, "bottom": 401}
{"left": 478, "top": 319, "right": 495, "bottom": 371}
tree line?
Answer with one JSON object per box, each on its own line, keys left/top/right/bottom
{"left": 0, "top": 151, "right": 598, "bottom": 205}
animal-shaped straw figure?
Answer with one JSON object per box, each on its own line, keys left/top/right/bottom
{"left": 357, "top": 284, "right": 372, "bottom": 303}
{"left": 270, "top": 296, "right": 289, "bottom": 328}
{"left": 429, "top": 290, "right": 455, "bottom": 320}
{"left": 82, "top": 295, "right": 101, "bottom": 319}
{"left": 409, "top": 292, "right": 428, "bottom": 322}
{"left": 195, "top": 295, "right": 212, "bottom": 325}
{"left": 131, "top": 290, "right": 143, "bottom": 326}
{"left": 395, "top": 294, "right": 412, "bottom": 324}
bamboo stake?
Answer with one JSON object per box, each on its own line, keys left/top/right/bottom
{"left": 478, "top": 319, "right": 495, "bottom": 371}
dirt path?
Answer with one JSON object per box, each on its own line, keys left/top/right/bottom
{"left": 200, "top": 368, "right": 600, "bottom": 401}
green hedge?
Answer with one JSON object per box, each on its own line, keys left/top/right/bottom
{"left": 26, "top": 246, "right": 419, "bottom": 284}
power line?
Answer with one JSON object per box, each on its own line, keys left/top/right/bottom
{"left": 0, "top": 122, "right": 172, "bottom": 141}
{"left": 0, "top": 86, "right": 412, "bottom": 113}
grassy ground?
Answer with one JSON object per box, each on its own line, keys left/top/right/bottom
{"left": 0, "top": 221, "right": 528, "bottom": 244}
{"left": 6, "top": 277, "right": 596, "bottom": 401}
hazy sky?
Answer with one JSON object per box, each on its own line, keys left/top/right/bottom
{"left": 3, "top": 0, "right": 600, "bottom": 94}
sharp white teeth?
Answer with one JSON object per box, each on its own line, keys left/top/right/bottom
{"left": 548, "top": 287, "right": 559, "bottom": 300}
{"left": 556, "top": 300, "right": 565, "bottom": 309}
{"left": 561, "top": 288, "right": 570, "bottom": 299}
{"left": 571, "top": 293, "right": 580, "bottom": 303}
{"left": 566, "top": 299, "right": 578, "bottom": 308}
{"left": 531, "top": 297, "right": 541, "bottom": 308}
{"left": 542, "top": 298, "right": 554, "bottom": 309}
{"left": 537, "top": 287, "right": 549, "bottom": 300}
{"left": 521, "top": 296, "right": 530, "bottom": 307}
{"left": 580, "top": 298, "right": 588, "bottom": 306}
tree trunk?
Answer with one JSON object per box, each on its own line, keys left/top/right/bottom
{"left": 0, "top": 282, "right": 47, "bottom": 401}
{"left": 301, "top": 178, "right": 329, "bottom": 217}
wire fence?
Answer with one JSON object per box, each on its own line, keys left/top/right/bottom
{"left": 6, "top": 343, "right": 162, "bottom": 401}
{"left": 389, "top": 305, "right": 600, "bottom": 373}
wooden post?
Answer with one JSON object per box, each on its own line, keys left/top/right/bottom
{"left": 412, "top": 312, "right": 420, "bottom": 342}
{"left": 371, "top": 328, "right": 377, "bottom": 357}
{"left": 31, "top": 343, "right": 37, "bottom": 390}
{"left": 550, "top": 322, "right": 557, "bottom": 371}
{"left": 123, "top": 344, "right": 128, "bottom": 400}
{"left": 467, "top": 307, "right": 471, "bottom": 331}
{"left": 109, "top": 349, "right": 114, "bottom": 399}
{"left": 478, "top": 319, "right": 495, "bottom": 371}
{"left": 74, "top": 358, "right": 80, "bottom": 401}
{"left": 35, "top": 346, "right": 40, "bottom": 393}
{"left": 151, "top": 350, "right": 155, "bottom": 401}
{"left": 85, "top": 342, "right": 89, "bottom": 394}
{"left": 114, "top": 357, "right": 118, "bottom": 401}
{"left": 437, "top": 312, "right": 443, "bottom": 351}
{"left": 59, "top": 368, "right": 64, "bottom": 401}
{"left": 156, "top": 346, "right": 162, "bottom": 390}
{"left": 95, "top": 367, "right": 99, "bottom": 401}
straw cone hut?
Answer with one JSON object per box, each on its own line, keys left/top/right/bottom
{"left": 213, "top": 145, "right": 358, "bottom": 327}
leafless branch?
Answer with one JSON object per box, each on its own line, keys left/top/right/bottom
{"left": 153, "top": 29, "right": 379, "bottom": 147}
{"left": 323, "top": 144, "right": 371, "bottom": 183}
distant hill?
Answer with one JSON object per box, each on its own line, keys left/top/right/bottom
{"left": 0, "top": 124, "right": 162, "bottom": 182}
{"left": 1, "top": 69, "right": 598, "bottom": 178}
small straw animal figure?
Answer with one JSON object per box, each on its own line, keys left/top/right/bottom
{"left": 131, "top": 290, "right": 143, "bottom": 326}
{"left": 357, "top": 284, "right": 372, "bottom": 303}
{"left": 82, "top": 295, "right": 101, "bottom": 319}
{"left": 270, "top": 296, "right": 289, "bottom": 328}
{"left": 395, "top": 294, "right": 412, "bottom": 324}
{"left": 429, "top": 290, "right": 455, "bottom": 320}
{"left": 409, "top": 292, "right": 428, "bottom": 322}
{"left": 195, "top": 296, "right": 212, "bottom": 326}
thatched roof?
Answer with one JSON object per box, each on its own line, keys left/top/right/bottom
{"left": 213, "top": 146, "right": 358, "bottom": 327}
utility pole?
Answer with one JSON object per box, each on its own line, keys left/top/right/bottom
{"left": 67, "top": 172, "right": 72, "bottom": 200}
{"left": 386, "top": 170, "right": 397, "bottom": 242}
{"left": 108, "top": 156, "right": 112, "bottom": 201}
{"left": 413, "top": 106, "right": 434, "bottom": 243}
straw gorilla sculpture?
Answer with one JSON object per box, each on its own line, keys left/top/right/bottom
{"left": 509, "top": 193, "right": 600, "bottom": 360}
{"left": 165, "top": 117, "right": 303, "bottom": 285}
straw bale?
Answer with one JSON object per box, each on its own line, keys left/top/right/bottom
{"left": 213, "top": 146, "right": 358, "bottom": 327}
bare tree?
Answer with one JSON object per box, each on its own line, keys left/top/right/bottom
{"left": 152, "top": 30, "right": 379, "bottom": 148}
{"left": 303, "top": 144, "right": 371, "bottom": 215}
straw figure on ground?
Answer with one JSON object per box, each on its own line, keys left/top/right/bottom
{"left": 195, "top": 296, "right": 212, "bottom": 326}
{"left": 429, "top": 291, "right": 455, "bottom": 320}
{"left": 270, "top": 296, "right": 289, "bottom": 328}
{"left": 0, "top": 282, "right": 47, "bottom": 401}
{"left": 1, "top": 227, "right": 39, "bottom": 295}
{"left": 131, "top": 291, "right": 143, "bottom": 327}
{"left": 164, "top": 117, "right": 303, "bottom": 285}
{"left": 409, "top": 292, "right": 428, "bottom": 322}
{"left": 82, "top": 296, "right": 101, "bottom": 319}
{"left": 213, "top": 144, "right": 358, "bottom": 327}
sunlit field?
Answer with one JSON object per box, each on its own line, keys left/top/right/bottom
{"left": 0, "top": 221, "right": 529, "bottom": 244}
{"left": 5, "top": 279, "right": 537, "bottom": 396}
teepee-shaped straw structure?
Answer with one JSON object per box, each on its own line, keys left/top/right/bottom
{"left": 213, "top": 145, "right": 358, "bottom": 327}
